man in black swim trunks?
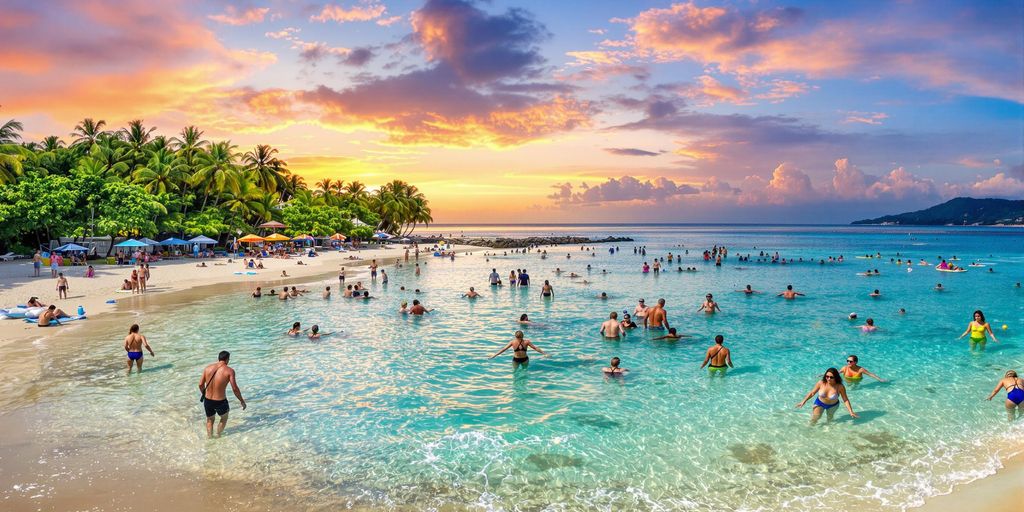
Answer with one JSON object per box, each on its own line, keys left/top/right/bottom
{"left": 199, "top": 351, "right": 247, "bottom": 438}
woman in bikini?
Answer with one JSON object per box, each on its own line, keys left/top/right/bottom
{"left": 540, "top": 280, "right": 554, "bottom": 299}
{"left": 958, "top": 310, "right": 998, "bottom": 351}
{"left": 490, "top": 330, "right": 546, "bottom": 368}
{"left": 796, "top": 368, "right": 858, "bottom": 425}
{"left": 840, "top": 355, "right": 885, "bottom": 386}
{"left": 986, "top": 370, "right": 1024, "bottom": 422}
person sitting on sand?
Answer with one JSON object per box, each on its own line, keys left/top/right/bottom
{"left": 462, "top": 287, "right": 480, "bottom": 298}
{"left": 281, "top": 270, "right": 288, "bottom": 277}
{"left": 603, "top": 357, "right": 628, "bottom": 375}
{"left": 123, "top": 324, "right": 155, "bottom": 373}
{"left": 700, "top": 335, "right": 732, "bottom": 375}
{"left": 840, "top": 355, "right": 885, "bottom": 384}
{"left": 27, "top": 296, "right": 45, "bottom": 307}
{"left": 86, "top": 265, "right": 95, "bottom": 278}
{"left": 796, "top": 368, "right": 858, "bottom": 425}
{"left": 196, "top": 262, "right": 207, "bottom": 267}
{"left": 986, "top": 370, "right": 1024, "bottom": 422}
{"left": 697, "top": 293, "right": 721, "bottom": 314}
{"left": 490, "top": 330, "right": 546, "bottom": 367}
{"left": 600, "top": 312, "right": 626, "bottom": 339}
{"left": 777, "top": 285, "right": 805, "bottom": 299}
{"left": 297, "top": 260, "right": 304, "bottom": 265}
{"left": 653, "top": 327, "right": 688, "bottom": 340}
{"left": 37, "top": 305, "right": 69, "bottom": 327}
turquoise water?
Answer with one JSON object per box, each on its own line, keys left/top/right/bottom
{"left": 25, "top": 226, "right": 1024, "bottom": 510}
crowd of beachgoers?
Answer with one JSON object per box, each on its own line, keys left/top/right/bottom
{"left": 3, "top": 240, "right": 1020, "bottom": 439}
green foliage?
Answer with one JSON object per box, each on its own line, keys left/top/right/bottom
{"left": 0, "top": 118, "right": 433, "bottom": 249}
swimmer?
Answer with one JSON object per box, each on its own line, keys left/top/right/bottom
{"left": 857, "top": 318, "right": 878, "bottom": 332}
{"left": 869, "top": 289, "right": 880, "bottom": 297}
{"left": 308, "top": 325, "right": 331, "bottom": 340}
{"left": 697, "top": 293, "right": 721, "bottom": 314}
{"left": 490, "top": 330, "right": 546, "bottom": 367}
{"left": 736, "top": 285, "right": 761, "bottom": 294}
{"left": 848, "top": 313, "right": 858, "bottom": 320}
{"left": 598, "top": 292, "right": 608, "bottom": 300}
{"left": 840, "top": 355, "right": 885, "bottom": 383}
{"left": 986, "top": 370, "right": 1024, "bottom": 421}
{"left": 123, "top": 324, "right": 155, "bottom": 373}
{"left": 796, "top": 368, "right": 858, "bottom": 424}
{"left": 278, "top": 290, "right": 288, "bottom": 301}
{"left": 600, "top": 312, "right": 626, "bottom": 339}
{"left": 398, "top": 301, "right": 409, "bottom": 314}
{"left": 540, "top": 280, "right": 554, "bottom": 299}
{"left": 518, "top": 314, "right": 531, "bottom": 324}
{"left": 700, "top": 335, "right": 732, "bottom": 375}
{"left": 281, "top": 270, "right": 289, "bottom": 277}
{"left": 322, "top": 286, "right": 331, "bottom": 299}
{"left": 777, "top": 285, "right": 805, "bottom": 299}
{"left": 287, "top": 322, "right": 304, "bottom": 336}
{"left": 603, "top": 357, "right": 628, "bottom": 375}
{"left": 633, "top": 299, "right": 649, "bottom": 320}
{"left": 489, "top": 268, "right": 500, "bottom": 285}
{"left": 620, "top": 313, "right": 638, "bottom": 330}
{"left": 252, "top": 287, "right": 262, "bottom": 298}
{"left": 898, "top": 308, "right": 906, "bottom": 315}
{"left": 958, "top": 309, "right": 998, "bottom": 350}
{"left": 644, "top": 298, "right": 669, "bottom": 329}
{"left": 934, "top": 283, "right": 944, "bottom": 291}
{"left": 462, "top": 287, "right": 480, "bottom": 298}
{"left": 360, "top": 290, "right": 374, "bottom": 300}
{"left": 652, "top": 327, "right": 688, "bottom": 340}
{"left": 409, "top": 299, "right": 431, "bottom": 314}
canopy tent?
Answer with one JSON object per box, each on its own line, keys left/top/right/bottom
{"left": 237, "top": 234, "right": 265, "bottom": 243}
{"left": 264, "top": 233, "right": 291, "bottom": 242}
{"left": 53, "top": 243, "right": 89, "bottom": 252}
{"left": 329, "top": 233, "right": 347, "bottom": 241}
{"left": 258, "top": 221, "right": 286, "bottom": 229}
{"left": 138, "top": 237, "right": 161, "bottom": 246}
{"left": 159, "top": 237, "right": 191, "bottom": 246}
{"left": 188, "top": 235, "right": 217, "bottom": 245}
{"left": 373, "top": 232, "right": 392, "bottom": 239}
{"left": 114, "top": 239, "right": 149, "bottom": 248}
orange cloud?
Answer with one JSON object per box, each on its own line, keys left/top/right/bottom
{"left": 208, "top": 6, "right": 270, "bottom": 26}
{"left": 311, "top": 3, "right": 387, "bottom": 23}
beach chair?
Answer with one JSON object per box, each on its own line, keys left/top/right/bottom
{"left": 0, "top": 252, "right": 15, "bottom": 261}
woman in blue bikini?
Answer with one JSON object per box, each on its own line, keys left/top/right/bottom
{"left": 796, "top": 368, "right": 858, "bottom": 425}
{"left": 986, "top": 370, "right": 1024, "bottom": 422}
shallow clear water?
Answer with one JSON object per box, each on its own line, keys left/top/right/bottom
{"left": 28, "top": 226, "right": 1024, "bottom": 510}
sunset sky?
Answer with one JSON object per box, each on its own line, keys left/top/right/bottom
{"left": 2, "top": 0, "right": 1022, "bottom": 223}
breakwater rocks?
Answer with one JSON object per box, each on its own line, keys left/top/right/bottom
{"left": 420, "top": 236, "right": 633, "bottom": 248}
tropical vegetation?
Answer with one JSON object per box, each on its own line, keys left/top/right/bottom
{"left": 0, "top": 118, "right": 433, "bottom": 253}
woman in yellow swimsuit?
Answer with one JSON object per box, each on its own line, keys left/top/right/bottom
{"left": 958, "top": 310, "right": 998, "bottom": 351}
{"left": 840, "top": 355, "right": 885, "bottom": 385}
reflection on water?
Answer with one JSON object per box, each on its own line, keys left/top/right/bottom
{"left": 5, "top": 225, "right": 1024, "bottom": 510}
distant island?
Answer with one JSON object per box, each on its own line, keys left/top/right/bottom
{"left": 852, "top": 197, "right": 1024, "bottom": 226}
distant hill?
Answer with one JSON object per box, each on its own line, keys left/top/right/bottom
{"left": 852, "top": 197, "right": 1024, "bottom": 226}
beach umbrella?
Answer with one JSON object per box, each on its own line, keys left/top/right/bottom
{"left": 53, "top": 243, "right": 88, "bottom": 252}
{"left": 258, "top": 221, "right": 286, "bottom": 230}
{"left": 373, "top": 232, "right": 392, "bottom": 239}
{"left": 329, "top": 233, "right": 347, "bottom": 241}
{"left": 264, "top": 233, "right": 291, "bottom": 242}
{"left": 159, "top": 237, "right": 191, "bottom": 246}
{"left": 114, "top": 239, "right": 149, "bottom": 248}
{"left": 350, "top": 218, "right": 368, "bottom": 227}
{"left": 237, "top": 234, "right": 265, "bottom": 243}
{"left": 292, "top": 234, "right": 315, "bottom": 242}
{"left": 138, "top": 237, "right": 161, "bottom": 246}
{"left": 188, "top": 235, "right": 217, "bottom": 245}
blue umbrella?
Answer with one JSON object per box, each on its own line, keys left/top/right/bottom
{"left": 53, "top": 243, "right": 88, "bottom": 252}
{"left": 373, "top": 232, "right": 392, "bottom": 239}
{"left": 159, "top": 237, "right": 191, "bottom": 246}
{"left": 114, "top": 239, "right": 149, "bottom": 248}
{"left": 188, "top": 235, "right": 217, "bottom": 245}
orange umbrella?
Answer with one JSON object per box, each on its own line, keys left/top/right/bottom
{"left": 264, "top": 233, "right": 291, "bottom": 242}
{"left": 237, "top": 234, "right": 265, "bottom": 243}
{"left": 329, "top": 233, "right": 347, "bottom": 240}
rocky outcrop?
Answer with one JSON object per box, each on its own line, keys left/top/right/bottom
{"left": 415, "top": 236, "right": 633, "bottom": 248}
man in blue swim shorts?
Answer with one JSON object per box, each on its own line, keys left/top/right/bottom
{"left": 123, "top": 323, "right": 155, "bottom": 373}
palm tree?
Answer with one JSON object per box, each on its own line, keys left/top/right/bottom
{"left": 315, "top": 178, "right": 334, "bottom": 196}
{"left": 88, "top": 140, "right": 132, "bottom": 179}
{"left": 0, "top": 119, "right": 24, "bottom": 144}
{"left": 219, "top": 179, "right": 268, "bottom": 225}
{"left": 191, "top": 140, "right": 240, "bottom": 210}
{"left": 121, "top": 119, "right": 156, "bottom": 168}
{"left": 281, "top": 173, "right": 306, "bottom": 202}
{"left": 41, "top": 136, "right": 65, "bottom": 151}
{"left": 171, "top": 126, "right": 209, "bottom": 217}
{"left": 132, "top": 148, "right": 182, "bottom": 195}
{"left": 0, "top": 144, "right": 27, "bottom": 184}
{"left": 70, "top": 118, "right": 107, "bottom": 147}
{"left": 242, "top": 144, "right": 287, "bottom": 194}
{"left": 344, "top": 180, "right": 369, "bottom": 206}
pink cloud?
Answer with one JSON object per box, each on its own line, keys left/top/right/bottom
{"left": 265, "top": 27, "right": 300, "bottom": 40}
{"left": 755, "top": 79, "right": 814, "bottom": 102}
{"left": 208, "top": 6, "right": 270, "bottom": 26}
{"left": 376, "top": 15, "right": 403, "bottom": 26}
{"left": 548, "top": 176, "right": 699, "bottom": 205}
{"left": 947, "top": 172, "right": 1024, "bottom": 198}
{"left": 841, "top": 111, "right": 888, "bottom": 125}
{"left": 311, "top": 2, "right": 387, "bottom": 23}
